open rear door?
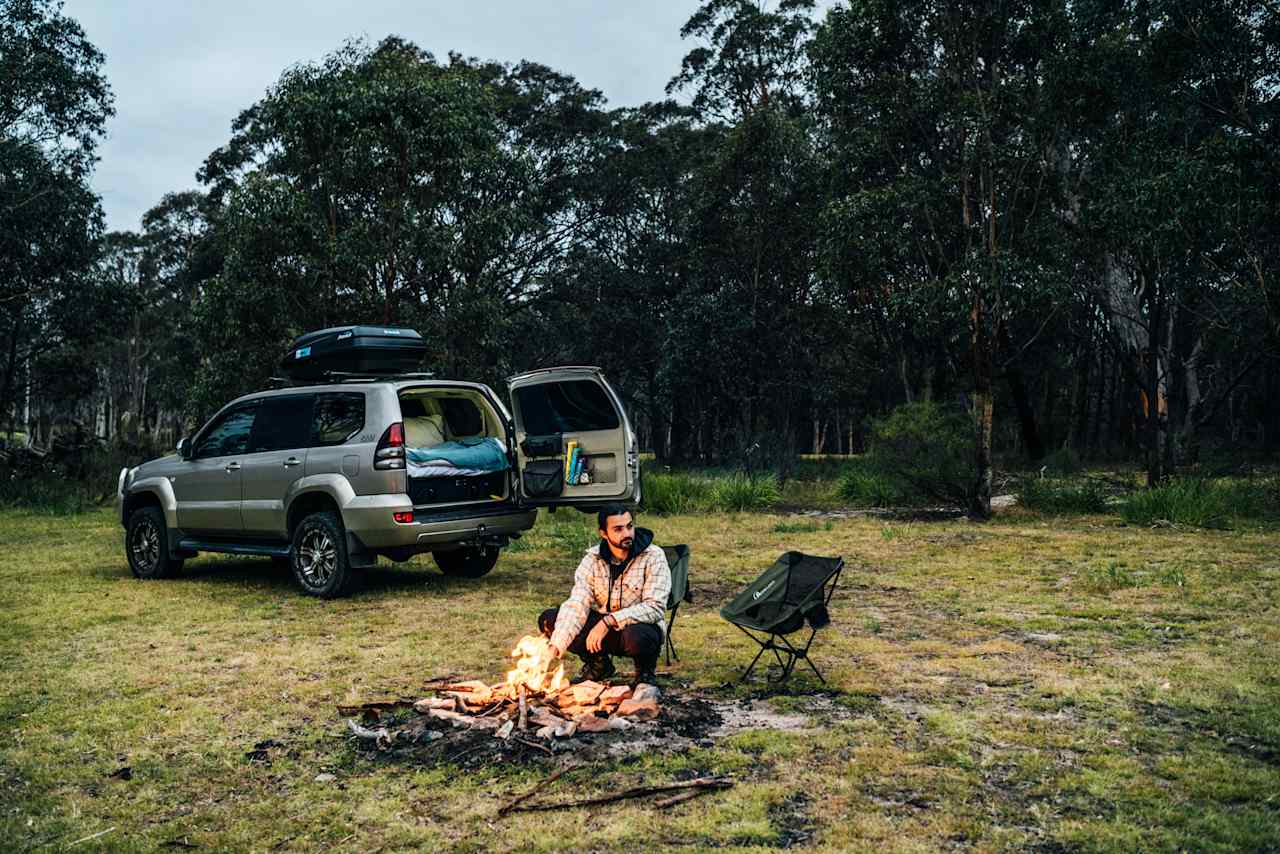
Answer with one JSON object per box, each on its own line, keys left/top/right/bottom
{"left": 508, "top": 367, "right": 640, "bottom": 509}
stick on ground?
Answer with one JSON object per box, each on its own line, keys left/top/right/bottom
{"left": 507, "top": 777, "right": 732, "bottom": 814}
{"left": 497, "top": 766, "right": 571, "bottom": 817}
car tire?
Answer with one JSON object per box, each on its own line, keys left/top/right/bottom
{"left": 433, "top": 545, "right": 501, "bottom": 578}
{"left": 291, "top": 511, "right": 358, "bottom": 598}
{"left": 125, "top": 506, "right": 184, "bottom": 579}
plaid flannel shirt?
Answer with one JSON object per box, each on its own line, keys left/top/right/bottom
{"left": 549, "top": 542, "right": 671, "bottom": 654}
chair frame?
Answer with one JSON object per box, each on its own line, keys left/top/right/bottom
{"left": 731, "top": 558, "right": 843, "bottom": 685}
{"left": 665, "top": 601, "right": 681, "bottom": 665}
{"left": 662, "top": 544, "right": 690, "bottom": 666}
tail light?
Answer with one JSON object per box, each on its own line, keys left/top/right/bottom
{"left": 393, "top": 511, "right": 414, "bottom": 524}
{"left": 374, "top": 422, "right": 406, "bottom": 470}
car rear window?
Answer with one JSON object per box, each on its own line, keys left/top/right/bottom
{"left": 312, "top": 392, "right": 365, "bottom": 446}
{"left": 515, "top": 380, "right": 619, "bottom": 434}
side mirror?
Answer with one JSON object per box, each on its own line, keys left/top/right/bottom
{"left": 177, "top": 437, "right": 191, "bottom": 460}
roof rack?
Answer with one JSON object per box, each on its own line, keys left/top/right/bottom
{"left": 270, "top": 371, "right": 437, "bottom": 387}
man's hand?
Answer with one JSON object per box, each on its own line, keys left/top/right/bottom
{"left": 586, "top": 619, "right": 610, "bottom": 654}
{"left": 547, "top": 643, "right": 562, "bottom": 659}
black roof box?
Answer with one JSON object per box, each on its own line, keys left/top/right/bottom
{"left": 280, "top": 325, "right": 427, "bottom": 380}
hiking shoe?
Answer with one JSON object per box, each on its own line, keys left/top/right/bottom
{"left": 629, "top": 668, "right": 657, "bottom": 689}
{"left": 572, "top": 656, "right": 615, "bottom": 684}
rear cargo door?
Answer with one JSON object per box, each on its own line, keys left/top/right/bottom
{"left": 507, "top": 367, "right": 639, "bottom": 508}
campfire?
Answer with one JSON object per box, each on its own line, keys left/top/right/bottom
{"left": 345, "top": 635, "right": 661, "bottom": 749}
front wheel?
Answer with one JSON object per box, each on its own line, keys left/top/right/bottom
{"left": 125, "top": 506, "right": 184, "bottom": 579}
{"left": 433, "top": 545, "right": 501, "bottom": 578}
{"left": 291, "top": 511, "right": 358, "bottom": 598}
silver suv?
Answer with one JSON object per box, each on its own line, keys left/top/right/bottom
{"left": 117, "top": 367, "right": 640, "bottom": 597}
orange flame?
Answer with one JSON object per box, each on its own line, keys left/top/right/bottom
{"left": 506, "top": 634, "right": 566, "bottom": 695}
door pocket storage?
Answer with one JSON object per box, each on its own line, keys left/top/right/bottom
{"left": 522, "top": 459, "right": 564, "bottom": 498}
{"left": 521, "top": 434, "right": 563, "bottom": 457}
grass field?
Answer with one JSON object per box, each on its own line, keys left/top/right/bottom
{"left": 2, "top": 502, "right": 1279, "bottom": 851}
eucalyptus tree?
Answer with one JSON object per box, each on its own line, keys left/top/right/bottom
{"left": 0, "top": 0, "right": 114, "bottom": 437}
{"left": 811, "top": 0, "right": 1073, "bottom": 515}
{"left": 664, "top": 0, "right": 831, "bottom": 472}
{"left": 1065, "top": 0, "right": 1280, "bottom": 482}
{"left": 191, "top": 38, "right": 620, "bottom": 416}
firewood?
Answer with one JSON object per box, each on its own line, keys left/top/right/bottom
{"left": 345, "top": 718, "right": 393, "bottom": 749}
{"left": 413, "top": 697, "right": 456, "bottom": 713}
{"left": 518, "top": 686, "right": 528, "bottom": 731}
{"left": 505, "top": 777, "right": 733, "bottom": 814}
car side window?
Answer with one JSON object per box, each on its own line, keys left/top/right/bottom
{"left": 311, "top": 392, "right": 365, "bottom": 446}
{"left": 193, "top": 403, "right": 258, "bottom": 459}
{"left": 248, "top": 395, "right": 315, "bottom": 454}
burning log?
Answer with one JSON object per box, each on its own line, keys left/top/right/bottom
{"left": 518, "top": 686, "right": 528, "bottom": 731}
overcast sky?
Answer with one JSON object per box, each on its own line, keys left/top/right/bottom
{"left": 61, "top": 1, "right": 702, "bottom": 233}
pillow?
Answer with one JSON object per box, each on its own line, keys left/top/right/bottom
{"left": 404, "top": 414, "right": 446, "bottom": 448}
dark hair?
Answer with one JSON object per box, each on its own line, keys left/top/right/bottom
{"left": 597, "top": 503, "right": 633, "bottom": 531}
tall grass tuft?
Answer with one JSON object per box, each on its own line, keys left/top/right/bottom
{"left": 642, "top": 470, "right": 779, "bottom": 514}
{"left": 708, "top": 472, "right": 781, "bottom": 511}
{"left": 1018, "top": 478, "right": 1109, "bottom": 514}
{"left": 1119, "top": 477, "right": 1278, "bottom": 528}
{"left": 642, "top": 471, "right": 714, "bottom": 515}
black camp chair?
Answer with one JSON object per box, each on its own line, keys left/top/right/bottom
{"left": 720, "top": 551, "right": 844, "bottom": 685}
{"left": 662, "top": 545, "right": 692, "bottom": 665}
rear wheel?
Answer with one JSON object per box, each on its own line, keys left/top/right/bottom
{"left": 125, "top": 506, "right": 184, "bottom": 579}
{"left": 291, "top": 511, "right": 358, "bottom": 598}
{"left": 433, "top": 545, "right": 500, "bottom": 578}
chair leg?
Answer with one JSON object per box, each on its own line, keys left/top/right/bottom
{"left": 665, "top": 606, "right": 680, "bottom": 666}
{"left": 740, "top": 642, "right": 770, "bottom": 683}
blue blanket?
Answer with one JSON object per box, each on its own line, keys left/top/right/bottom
{"left": 406, "top": 438, "right": 509, "bottom": 472}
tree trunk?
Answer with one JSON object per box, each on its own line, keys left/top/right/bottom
{"left": 971, "top": 297, "right": 994, "bottom": 519}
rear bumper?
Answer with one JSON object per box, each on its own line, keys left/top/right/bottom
{"left": 342, "top": 495, "right": 537, "bottom": 550}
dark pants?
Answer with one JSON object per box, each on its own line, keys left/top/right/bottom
{"left": 539, "top": 607, "right": 661, "bottom": 673}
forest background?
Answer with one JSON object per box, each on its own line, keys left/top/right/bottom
{"left": 4, "top": 0, "right": 1279, "bottom": 517}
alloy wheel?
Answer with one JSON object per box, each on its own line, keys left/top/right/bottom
{"left": 298, "top": 527, "right": 337, "bottom": 588}
{"left": 130, "top": 518, "right": 160, "bottom": 572}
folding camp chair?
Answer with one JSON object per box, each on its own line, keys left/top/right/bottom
{"left": 661, "top": 545, "right": 692, "bottom": 665}
{"left": 720, "top": 551, "right": 844, "bottom": 685}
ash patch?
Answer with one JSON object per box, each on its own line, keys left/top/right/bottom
{"left": 337, "top": 689, "right": 869, "bottom": 769}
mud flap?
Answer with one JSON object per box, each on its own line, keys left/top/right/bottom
{"left": 346, "top": 531, "right": 378, "bottom": 568}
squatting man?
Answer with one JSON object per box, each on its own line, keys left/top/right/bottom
{"left": 538, "top": 504, "right": 670, "bottom": 687}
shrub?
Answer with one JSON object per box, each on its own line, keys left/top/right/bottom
{"left": 862, "top": 401, "right": 975, "bottom": 508}
{"left": 1018, "top": 478, "right": 1109, "bottom": 514}
{"left": 836, "top": 460, "right": 902, "bottom": 507}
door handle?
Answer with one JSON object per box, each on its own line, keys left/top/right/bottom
{"left": 225, "top": 462, "right": 241, "bottom": 473}
{"left": 283, "top": 457, "right": 301, "bottom": 468}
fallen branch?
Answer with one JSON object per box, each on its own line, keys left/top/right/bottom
{"left": 335, "top": 699, "right": 415, "bottom": 717}
{"left": 346, "top": 718, "right": 393, "bottom": 749}
{"left": 512, "top": 735, "right": 552, "bottom": 755}
{"left": 497, "top": 766, "right": 571, "bottom": 817}
{"left": 507, "top": 776, "right": 733, "bottom": 814}
{"left": 655, "top": 788, "right": 717, "bottom": 808}
{"left": 67, "top": 827, "right": 116, "bottom": 847}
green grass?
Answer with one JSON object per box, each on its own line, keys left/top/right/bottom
{"left": 3, "top": 487, "right": 1280, "bottom": 850}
